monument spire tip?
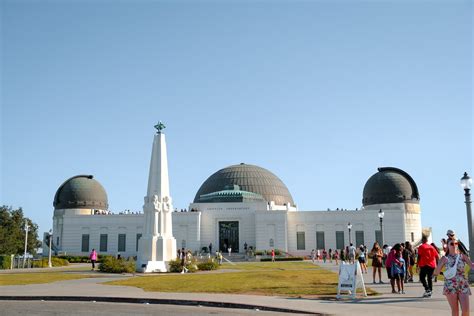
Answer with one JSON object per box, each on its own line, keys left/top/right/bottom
{"left": 154, "top": 121, "right": 166, "bottom": 134}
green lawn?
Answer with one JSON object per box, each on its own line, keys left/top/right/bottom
{"left": 0, "top": 272, "right": 92, "bottom": 286}
{"left": 106, "top": 261, "right": 376, "bottom": 297}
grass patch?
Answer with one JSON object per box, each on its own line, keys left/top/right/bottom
{"left": 106, "top": 261, "right": 376, "bottom": 297}
{"left": 0, "top": 272, "right": 91, "bottom": 286}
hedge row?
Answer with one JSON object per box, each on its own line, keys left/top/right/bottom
{"left": 254, "top": 249, "right": 282, "bottom": 256}
{"left": 32, "top": 257, "right": 69, "bottom": 268}
{"left": 260, "top": 257, "right": 304, "bottom": 262}
{"left": 58, "top": 255, "right": 106, "bottom": 263}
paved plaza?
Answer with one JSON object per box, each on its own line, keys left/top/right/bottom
{"left": 1, "top": 261, "right": 473, "bottom": 315}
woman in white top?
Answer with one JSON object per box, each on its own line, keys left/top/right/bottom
{"left": 434, "top": 238, "right": 472, "bottom": 316}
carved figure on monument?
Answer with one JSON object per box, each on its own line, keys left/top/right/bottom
{"left": 153, "top": 195, "right": 162, "bottom": 212}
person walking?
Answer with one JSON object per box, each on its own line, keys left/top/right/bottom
{"left": 217, "top": 251, "right": 223, "bottom": 265}
{"left": 348, "top": 243, "right": 356, "bottom": 264}
{"left": 180, "top": 247, "right": 187, "bottom": 273}
{"left": 358, "top": 245, "right": 368, "bottom": 273}
{"left": 404, "top": 241, "right": 415, "bottom": 282}
{"left": 385, "top": 244, "right": 400, "bottom": 293}
{"left": 334, "top": 250, "right": 339, "bottom": 265}
{"left": 417, "top": 235, "right": 439, "bottom": 298}
{"left": 89, "top": 249, "right": 97, "bottom": 271}
{"left": 431, "top": 242, "right": 441, "bottom": 282}
{"left": 328, "top": 249, "right": 333, "bottom": 263}
{"left": 370, "top": 242, "right": 384, "bottom": 284}
{"left": 434, "top": 237, "right": 472, "bottom": 316}
{"left": 322, "top": 249, "right": 327, "bottom": 263}
{"left": 391, "top": 247, "right": 406, "bottom": 294}
{"left": 311, "top": 249, "right": 316, "bottom": 263}
{"left": 271, "top": 248, "right": 275, "bottom": 262}
{"left": 228, "top": 246, "right": 232, "bottom": 257}
{"left": 208, "top": 242, "right": 212, "bottom": 254}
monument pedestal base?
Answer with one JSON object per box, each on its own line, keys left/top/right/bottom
{"left": 140, "top": 260, "right": 169, "bottom": 273}
{"left": 136, "top": 235, "right": 176, "bottom": 273}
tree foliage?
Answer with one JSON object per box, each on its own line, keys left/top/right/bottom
{"left": 0, "top": 206, "right": 41, "bottom": 255}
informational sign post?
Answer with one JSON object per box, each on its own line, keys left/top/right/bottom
{"left": 336, "top": 261, "right": 367, "bottom": 299}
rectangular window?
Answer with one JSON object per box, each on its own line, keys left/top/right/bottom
{"left": 316, "top": 231, "right": 325, "bottom": 250}
{"left": 118, "top": 234, "right": 126, "bottom": 252}
{"left": 355, "top": 231, "right": 364, "bottom": 247}
{"left": 375, "top": 230, "right": 383, "bottom": 246}
{"left": 100, "top": 234, "right": 108, "bottom": 252}
{"left": 336, "top": 231, "right": 344, "bottom": 250}
{"left": 411, "top": 232, "right": 415, "bottom": 242}
{"left": 136, "top": 233, "right": 142, "bottom": 251}
{"left": 81, "top": 234, "right": 89, "bottom": 252}
{"left": 296, "top": 232, "right": 305, "bottom": 250}
{"left": 269, "top": 238, "right": 274, "bottom": 248}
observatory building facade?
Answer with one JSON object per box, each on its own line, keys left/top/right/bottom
{"left": 51, "top": 163, "right": 423, "bottom": 257}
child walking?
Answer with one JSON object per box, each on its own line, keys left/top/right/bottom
{"left": 391, "top": 248, "right": 406, "bottom": 294}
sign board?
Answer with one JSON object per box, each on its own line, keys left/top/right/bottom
{"left": 336, "top": 262, "right": 367, "bottom": 299}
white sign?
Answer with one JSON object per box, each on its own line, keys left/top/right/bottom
{"left": 336, "top": 262, "right": 367, "bottom": 299}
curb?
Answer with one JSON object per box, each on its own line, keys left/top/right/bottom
{"left": 0, "top": 296, "right": 326, "bottom": 315}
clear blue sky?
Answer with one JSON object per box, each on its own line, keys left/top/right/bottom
{"left": 1, "top": 0, "right": 472, "bottom": 246}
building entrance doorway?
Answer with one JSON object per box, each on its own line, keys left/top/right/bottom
{"left": 219, "top": 221, "right": 239, "bottom": 253}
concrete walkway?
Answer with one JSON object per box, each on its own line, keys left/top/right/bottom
{"left": 1, "top": 261, "right": 473, "bottom": 315}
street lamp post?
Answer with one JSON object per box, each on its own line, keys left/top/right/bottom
{"left": 48, "top": 229, "right": 53, "bottom": 268}
{"left": 460, "top": 172, "right": 473, "bottom": 282}
{"left": 23, "top": 220, "right": 29, "bottom": 268}
{"left": 347, "top": 222, "right": 353, "bottom": 245}
{"left": 378, "top": 209, "right": 385, "bottom": 246}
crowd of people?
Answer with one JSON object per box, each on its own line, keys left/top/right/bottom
{"left": 311, "top": 229, "right": 472, "bottom": 316}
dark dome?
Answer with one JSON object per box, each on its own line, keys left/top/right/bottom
{"left": 53, "top": 175, "right": 109, "bottom": 210}
{"left": 194, "top": 164, "right": 294, "bottom": 206}
{"left": 362, "top": 167, "right": 419, "bottom": 206}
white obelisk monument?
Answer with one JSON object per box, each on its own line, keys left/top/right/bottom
{"left": 136, "top": 122, "right": 177, "bottom": 272}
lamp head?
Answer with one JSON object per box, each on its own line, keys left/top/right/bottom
{"left": 378, "top": 209, "right": 385, "bottom": 219}
{"left": 347, "top": 222, "right": 352, "bottom": 229}
{"left": 461, "top": 172, "right": 472, "bottom": 190}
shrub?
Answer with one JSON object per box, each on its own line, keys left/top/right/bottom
{"left": 168, "top": 258, "right": 183, "bottom": 273}
{"left": 254, "top": 251, "right": 264, "bottom": 256}
{"left": 168, "top": 258, "right": 198, "bottom": 273}
{"left": 260, "top": 257, "right": 304, "bottom": 262}
{"left": 197, "top": 259, "right": 219, "bottom": 271}
{"left": 0, "top": 255, "right": 12, "bottom": 269}
{"left": 98, "top": 256, "right": 135, "bottom": 273}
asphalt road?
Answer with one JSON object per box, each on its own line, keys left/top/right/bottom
{"left": 0, "top": 300, "right": 308, "bottom": 316}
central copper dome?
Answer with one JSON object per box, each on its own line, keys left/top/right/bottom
{"left": 194, "top": 163, "right": 294, "bottom": 206}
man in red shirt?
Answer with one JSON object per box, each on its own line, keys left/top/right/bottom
{"left": 417, "top": 235, "right": 439, "bottom": 298}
